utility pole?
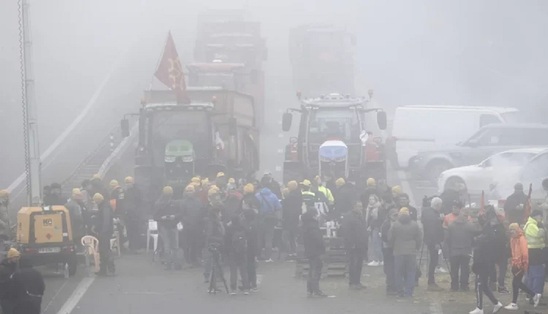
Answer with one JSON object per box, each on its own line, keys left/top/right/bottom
{"left": 20, "top": 0, "right": 42, "bottom": 206}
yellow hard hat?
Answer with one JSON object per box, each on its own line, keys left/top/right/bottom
{"left": 392, "top": 185, "right": 402, "bottom": 195}
{"left": 243, "top": 183, "right": 255, "bottom": 195}
{"left": 228, "top": 178, "right": 236, "bottom": 184}
{"left": 7, "top": 248, "right": 20, "bottom": 259}
{"left": 366, "top": 178, "right": 376, "bottom": 187}
{"left": 191, "top": 177, "right": 201, "bottom": 183}
{"left": 184, "top": 185, "right": 195, "bottom": 193}
{"left": 208, "top": 186, "right": 220, "bottom": 196}
{"left": 162, "top": 186, "right": 174, "bottom": 196}
{"left": 0, "top": 190, "right": 9, "bottom": 200}
{"left": 124, "top": 176, "right": 135, "bottom": 184}
{"left": 109, "top": 180, "right": 119, "bottom": 189}
{"left": 399, "top": 207, "right": 409, "bottom": 215}
{"left": 72, "top": 188, "right": 83, "bottom": 200}
{"left": 300, "top": 179, "right": 311, "bottom": 187}
{"left": 92, "top": 193, "right": 104, "bottom": 203}
{"left": 335, "top": 178, "right": 346, "bottom": 187}
{"left": 216, "top": 172, "right": 225, "bottom": 178}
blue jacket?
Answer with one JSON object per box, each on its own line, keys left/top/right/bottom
{"left": 255, "top": 188, "right": 281, "bottom": 217}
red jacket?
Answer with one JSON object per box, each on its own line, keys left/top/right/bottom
{"left": 510, "top": 229, "right": 529, "bottom": 271}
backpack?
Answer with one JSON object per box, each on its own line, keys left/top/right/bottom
{"left": 232, "top": 228, "right": 248, "bottom": 253}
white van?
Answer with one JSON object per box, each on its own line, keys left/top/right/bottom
{"left": 390, "top": 105, "right": 519, "bottom": 168}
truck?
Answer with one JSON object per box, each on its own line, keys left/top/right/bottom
{"left": 281, "top": 93, "right": 387, "bottom": 184}
{"left": 192, "top": 10, "right": 267, "bottom": 125}
{"left": 121, "top": 87, "right": 259, "bottom": 204}
{"left": 289, "top": 24, "right": 355, "bottom": 97}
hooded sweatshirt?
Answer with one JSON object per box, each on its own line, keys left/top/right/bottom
{"left": 388, "top": 214, "right": 422, "bottom": 256}
{"left": 510, "top": 227, "right": 529, "bottom": 271}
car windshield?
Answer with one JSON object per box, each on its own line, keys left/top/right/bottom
{"left": 482, "top": 152, "right": 537, "bottom": 167}
{"left": 307, "top": 108, "right": 361, "bottom": 143}
{"left": 149, "top": 110, "right": 210, "bottom": 165}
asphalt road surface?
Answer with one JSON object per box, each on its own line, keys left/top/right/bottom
{"left": 32, "top": 167, "right": 546, "bottom": 314}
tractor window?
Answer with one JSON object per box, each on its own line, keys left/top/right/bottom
{"left": 307, "top": 109, "right": 360, "bottom": 143}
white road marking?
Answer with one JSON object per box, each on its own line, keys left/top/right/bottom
{"left": 396, "top": 170, "right": 444, "bottom": 314}
{"left": 56, "top": 277, "right": 95, "bottom": 314}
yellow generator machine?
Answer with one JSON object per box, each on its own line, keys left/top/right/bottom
{"left": 16, "top": 206, "right": 77, "bottom": 276}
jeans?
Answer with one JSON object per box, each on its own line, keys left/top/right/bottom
{"left": 383, "top": 248, "right": 396, "bottom": 292}
{"left": 370, "top": 229, "right": 383, "bottom": 262}
{"left": 511, "top": 268, "right": 534, "bottom": 303}
{"left": 488, "top": 257, "right": 508, "bottom": 288}
{"left": 427, "top": 244, "right": 439, "bottom": 284}
{"left": 475, "top": 270, "right": 498, "bottom": 310}
{"left": 348, "top": 248, "right": 365, "bottom": 285}
{"left": 260, "top": 218, "right": 277, "bottom": 260}
{"left": 229, "top": 254, "right": 249, "bottom": 291}
{"left": 394, "top": 254, "right": 417, "bottom": 297}
{"left": 527, "top": 264, "right": 545, "bottom": 294}
{"left": 159, "top": 226, "right": 181, "bottom": 267}
{"left": 449, "top": 255, "right": 470, "bottom": 290}
{"left": 282, "top": 228, "right": 297, "bottom": 255}
{"left": 307, "top": 256, "right": 322, "bottom": 293}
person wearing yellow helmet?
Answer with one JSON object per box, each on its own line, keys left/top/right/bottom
{"left": 181, "top": 184, "right": 203, "bottom": 267}
{"left": 123, "top": 176, "right": 143, "bottom": 253}
{"left": 153, "top": 186, "right": 183, "bottom": 271}
{"left": 333, "top": 178, "right": 357, "bottom": 220}
{"left": 92, "top": 193, "right": 116, "bottom": 276}
{"left": 282, "top": 181, "right": 303, "bottom": 258}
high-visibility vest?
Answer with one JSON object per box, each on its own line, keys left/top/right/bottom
{"left": 524, "top": 217, "right": 546, "bottom": 249}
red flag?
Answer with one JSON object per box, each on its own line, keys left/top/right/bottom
{"left": 155, "top": 32, "right": 189, "bottom": 103}
{"left": 524, "top": 183, "right": 533, "bottom": 221}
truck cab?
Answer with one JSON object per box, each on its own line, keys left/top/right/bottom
{"left": 282, "top": 93, "right": 387, "bottom": 183}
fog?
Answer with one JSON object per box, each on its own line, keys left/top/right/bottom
{"left": 1, "top": 0, "right": 548, "bottom": 187}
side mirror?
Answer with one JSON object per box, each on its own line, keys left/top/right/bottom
{"left": 229, "top": 117, "right": 237, "bottom": 136}
{"left": 282, "top": 112, "right": 293, "bottom": 132}
{"left": 121, "top": 119, "right": 130, "bottom": 138}
{"left": 377, "top": 111, "right": 387, "bottom": 130}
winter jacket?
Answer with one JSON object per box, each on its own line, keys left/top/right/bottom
{"left": 334, "top": 183, "right": 357, "bottom": 216}
{"left": 504, "top": 191, "right": 528, "bottom": 225}
{"left": 366, "top": 203, "right": 385, "bottom": 230}
{"left": 224, "top": 218, "right": 248, "bottom": 257}
{"left": 124, "top": 185, "right": 143, "bottom": 222}
{"left": 445, "top": 216, "right": 481, "bottom": 257}
{"left": 301, "top": 212, "right": 325, "bottom": 259}
{"left": 11, "top": 261, "right": 45, "bottom": 314}
{"left": 360, "top": 187, "right": 378, "bottom": 211}
{"left": 282, "top": 190, "right": 302, "bottom": 231}
{"left": 255, "top": 188, "right": 281, "bottom": 219}
{"left": 341, "top": 210, "right": 369, "bottom": 251}
{"left": 94, "top": 201, "right": 114, "bottom": 238}
{"left": 153, "top": 196, "right": 182, "bottom": 229}
{"left": 241, "top": 193, "right": 260, "bottom": 213}
{"left": 484, "top": 221, "right": 510, "bottom": 260}
{"left": 389, "top": 215, "right": 422, "bottom": 256}
{"left": 242, "top": 209, "right": 259, "bottom": 257}
{"left": 401, "top": 205, "right": 418, "bottom": 221}
{"left": 181, "top": 195, "right": 204, "bottom": 230}
{"left": 223, "top": 190, "right": 243, "bottom": 225}
{"left": 64, "top": 199, "right": 85, "bottom": 238}
{"left": 421, "top": 207, "right": 444, "bottom": 245}
{"left": 381, "top": 218, "right": 394, "bottom": 249}
{"left": 0, "top": 202, "right": 10, "bottom": 239}
{"left": 523, "top": 217, "right": 545, "bottom": 265}
{"left": 205, "top": 210, "right": 225, "bottom": 248}
{"left": 510, "top": 227, "right": 529, "bottom": 271}
{"left": 440, "top": 189, "right": 462, "bottom": 215}
{"left": 443, "top": 213, "right": 459, "bottom": 228}
{"left": 0, "top": 260, "right": 17, "bottom": 300}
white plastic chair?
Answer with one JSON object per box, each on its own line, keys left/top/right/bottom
{"left": 81, "top": 235, "right": 100, "bottom": 275}
{"left": 146, "top": 219, "right": 159, "bottom": 253}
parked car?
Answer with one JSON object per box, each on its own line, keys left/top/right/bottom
{"left": 389, "top": 105, "right": 519, "bottom": 168}
{"left": 410, "top": 123, "right": 548, "bottom": 182}
{"left": 437, "top": 147, "right": 547, "bottom": 195}
{"left": 496, "top": 149, "right": 548, "bottom": 201}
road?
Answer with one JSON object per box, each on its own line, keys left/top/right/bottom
{"left": 32, "top": 167, "right": 546, "bottom": 314}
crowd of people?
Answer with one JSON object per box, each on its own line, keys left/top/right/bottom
{"left": 1, "top": 172, "right": 548, "bottom": 313}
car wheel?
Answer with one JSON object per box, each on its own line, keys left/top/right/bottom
{"left": 426, "top": 160, "right": 453, "bottom": 183}
{"left": 444, "top": 177, "right": 466, "bottom": 193}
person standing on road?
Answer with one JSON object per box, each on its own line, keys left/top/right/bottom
{"left": 0, "top": 190, "right": 11, "bottom": 248}
{"left": 333, "top": 178, "right": 357, "bottom": 220}
{"left": 302, "top": 209, "right": 327, "bottom": 297}
{"left": 0, "top": 248, "right": 21, "bottom": 314}
{"left": 341, "top": 204, "right": 368, "bottom": 290}
{"left": 504, "top": 183, "right": 528, "bottom": 226}
{"left": 203, "top": 188, "right": 226, "bottom": 283}
{"left": 366, "top": 194, "right": 384, "bottom": 267}
{"left": 64, "top": 188, "right": 86, "bottom": 247}
{"left": 181, "top": 184, "right": 204, "bottom": 267}
{"left": 469, "top": 207, "right": 503, "bottom": 314}
{"left": 92, "top": 193, "right": 116, "bottom": 276}
{"left": 361, "top": 178, "right": 378, "bottom": 212}
{"left": 389, "top": 207, "right": 422, "bottom": 298}
{"left": 153, "top": 186, "right": 183, "bottom": 271}
{"left": 381, "top": 208, "right": 398, "bottom": 295}
{"left": 255, "top": 183, "right": 281, "bottom": 262}
{"left": 421, "top": 197, "right": 444, "bottom": 290}
{"left": 446, "top": 211, "right": 481, "bottom": 292}
{"left": 225, "top": 213, "right": 250, "bottom": 295}
{"left": 282, "top": 181, "right": 302, "bottom": 258}
{"left": 11, "top": 257, "right": 45, "bottom": 314}
{"left": 123, "top": 176, "right": 144, "bottom": 253}
{"left": 486, "top": 212, "right": 510, "bottom": 294}
{"left": 504, "top": 223, "right": 539, "bottom": 310}
{"left": 241, "top": 186, "right": 260, "bottom": 291}
{"left": 523, "top": 210, "right": 545, "bottom": 303}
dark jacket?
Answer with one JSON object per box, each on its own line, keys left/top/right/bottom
{"left": 440, "top": 189, "right": 461, "bottom": 215}
{"left": 341, "top": 210, "right": 368, "bottom": 251}
{"left": 242, "top": 208, "right": 259, "bottom": 257}
{"left": 483, "top": 221, "right": 510, "bottom": 260}
{"left": 124, "top": 185, "right": 143, "bottom": 222}
{"left": 181, "top": 195, "right": 204, "bottom": 230}
{"left": 472, "top": 228, "right": 498, "bottom": 274}
{"left": 445, "top": 216, "right": 481, "bottom": 257}
{"left": 0, "top": 260, "right": 17, "bottom": 300}
{"left": 205, "top": 210, "right": 225, "bottom": 248}
{"left": 11, "top": 259, "right": 44, "bottom": 314}
{"left": 64, "top": 199, "right": 85, "bottom": 238}
{"left": 334, "top": 183, "right": 357, "bottom": 217}
{"left": 381, "top": 218, "right": 393, "bottom": 248}
{"left": 256, "top": 188, "right": 281, "bottom": 219}
{"left": 504, "top": 191, "right": 528, "bottom": 225}
{"left": 389, "top": 214, "right": 422, "bottom": 256}
{"left": 302, "top": 212, "right": 325, "bottom": 259}
{"left": 360, "top": 187, "right": 378, "bottom": 211}
{"left": 401, "top": 205, "right": 418, "bottom": 222}
{"left": 224, "top": 217, "right": 248, "bottom": 257}
{"left": 421, "top": 207, "right": 444, "bottom": 246}
{"left": 282, "top": 190, "right": 302, "bottom": 231}
{"left": 94, "top": 201, "right": 114, "bottom": 238}
{"left": 153, "top": 196, "right": 182, "bottom": 229}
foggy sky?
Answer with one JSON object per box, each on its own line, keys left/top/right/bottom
{"left": 1, "top": 0, "right": 548, "bottom": 186}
